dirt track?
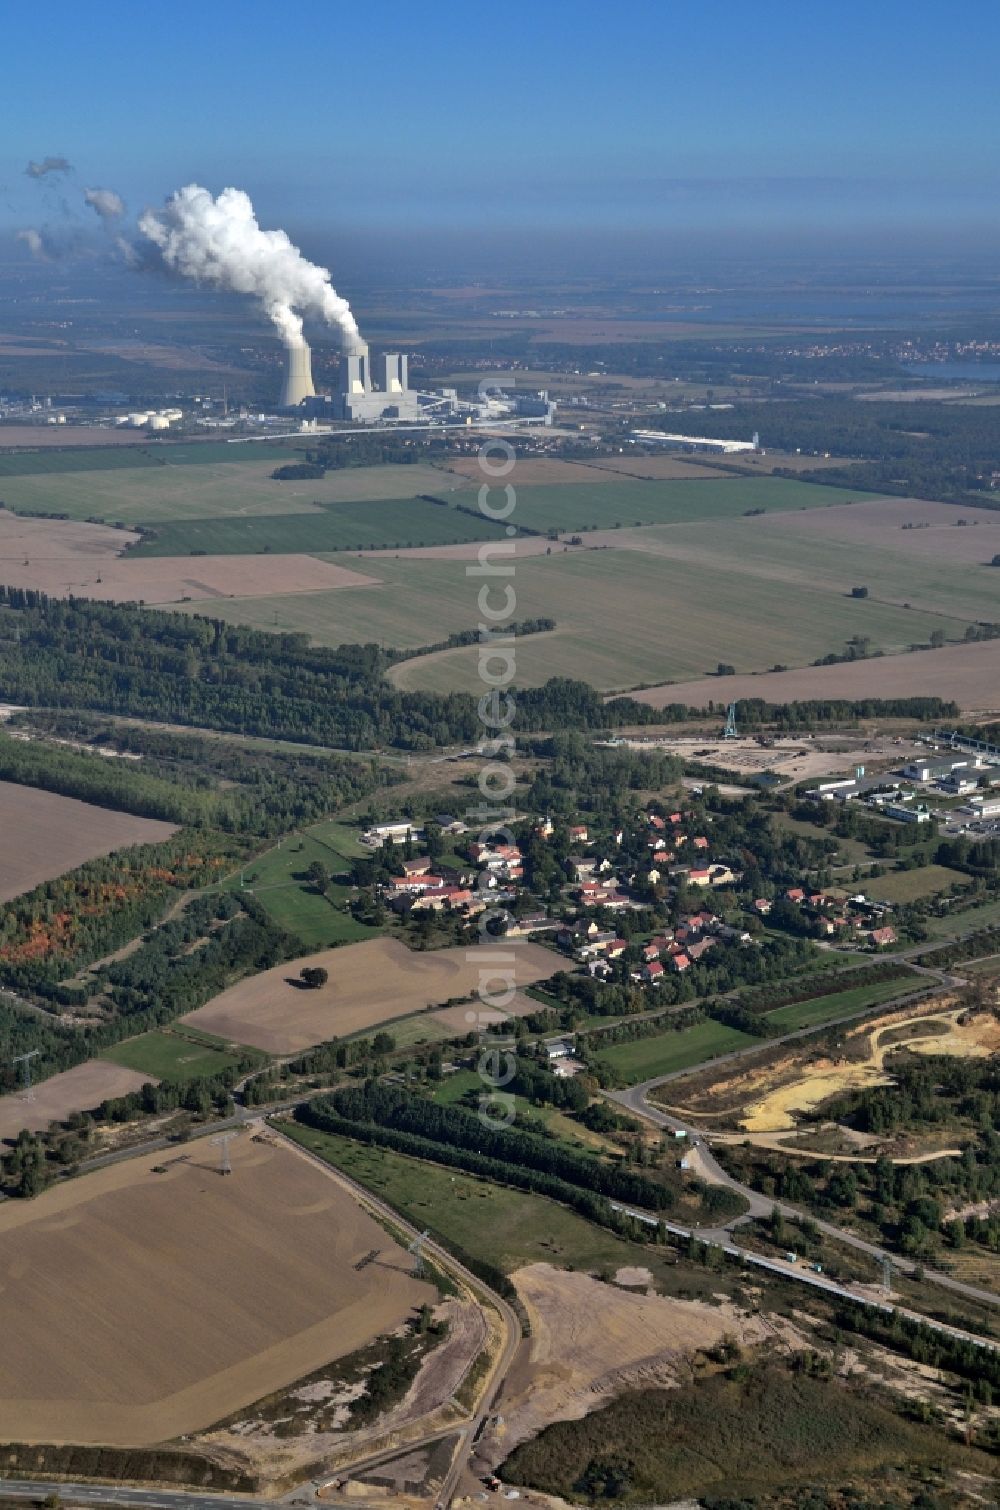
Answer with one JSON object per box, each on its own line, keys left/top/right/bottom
{"left": 181, "top": 936, "right": 560, "bottom": 1054}
{"left": 0, "top": 1136, "right": 432, "bottom": 1446}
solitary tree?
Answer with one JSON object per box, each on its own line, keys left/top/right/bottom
{"left": 300, "top": 965, "right": 329, "bottom": 989}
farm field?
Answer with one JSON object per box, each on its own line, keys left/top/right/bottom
{"left": 187, "top": 547, "right": 967, "bottom": 691}
{"left": 101, "top": 1026, "right": 252, "bottom": 1082}
{"left": 0, "top": 780, "right": 178, "bottom": 903}
{"left": 440, "top": 455, "right": 725, "bottom": 484}
{"left": 0, "top": 507, "right": 384, "bottom": 602}
{"left": 132, "top": 495, "right": 505, "bottom": 555}
{"left": 0, "top": 1058, "right": 155, "bottom": 1141}
{"left": 0, "top": 453, "right": 468, "bottom": 526}
{"left": 380, "top": 551, "right": 965, "bottom": 693}
{"left": 863, "top": 865, "right": 971, "bottom": 904}
{"left": 596, "top": 1020, "right": 757, "bottom": 1083}
{"left": 761, "top": 973, "right": 920, "bottom": 1031}
{"left": 632, "top": 636, "right": 1000, "bottom": 714}
{"left": 626, "top": 499, "right": 1000, "bottom": 622}
{"left": 0, "top": 1137, "right": 432, "bottom": 1445}
{"left": 488, "top": 475, "right": 884, "bottom": 535}
{"left": 180, "top": 936, "right": 560, "bottom": 1054}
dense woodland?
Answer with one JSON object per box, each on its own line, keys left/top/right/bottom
{"left": 647, "top": 397, "right": 1000, "bottom": 504}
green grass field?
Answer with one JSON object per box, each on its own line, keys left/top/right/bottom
{"left": 184, "top": 544, "right": 967, "bottom": 693}
{"left": 102, "top": 1026, "right": 252, "bottom": 1081}
{"left": 597, "top": 1020, "right": 757, "bottom": 1083}
{"left": 761, "top": 973, "right": 919, "bottom": 1031}
{"left": 0, "top": 455, "right": 471, "bottom": 526}
{"left": 923, "top": 895, "right": 1000, "bottom": 938}
{"left": 502, "top": 475, "right": 884, "bottom": 534}
{"left": 229, "top": 829, "right": 378, "bottom": 948}
{"left": 863, "top": 864, "right": 971, "bottom": 904}
{"left": 282, "top": 1122, "right": 672, "bottom": 1274}
{"left": 131, "top": 496, "right": 504, "bottom": 553}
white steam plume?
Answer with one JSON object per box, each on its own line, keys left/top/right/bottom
{"left": 138, "top": 184, "right": 361, "bottom": 351}
{"left": 17, "top": 228, "right": 47, "bottom": 259}
{"left": 84, "top": 186, "right": 125, "bottom": 220}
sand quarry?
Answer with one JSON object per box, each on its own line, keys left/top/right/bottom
{"left": 181, "top": 936, "right": 559, "bottom": 1054}
{"left": 664, "top": 1001, "right": 1000, "bottom": 1135}
{"left": 0, "top": 780, "right": 177, "bottom": 903}
{"left": 0, "top": 1134, "right": 433, "bottom": 1446}
{"left": 484, "top": 1264, "right": 799, "bottom": 1461}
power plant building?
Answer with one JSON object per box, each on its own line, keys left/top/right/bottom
{"left": 333, "top": 344, "right": 421, "bottom": 422}
{"left": 280, "top": 343, "right": 317, "bottom": 408}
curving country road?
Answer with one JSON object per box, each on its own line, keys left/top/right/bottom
{"left": 607, "top": 1081, "right": 1000, "bottom": 1314}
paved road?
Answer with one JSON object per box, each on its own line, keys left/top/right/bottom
{"left": 608, "top": 1083, "right": 1000, "bottom": 1315}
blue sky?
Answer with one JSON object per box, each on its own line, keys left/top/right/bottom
{"left": 3, "top": 0, "right": 999, "bottom": 246}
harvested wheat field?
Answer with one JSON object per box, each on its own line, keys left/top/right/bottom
{"left": 0, "top": 523, "right": 379, "bottom": 603}
{"left": 0, "top": 1059, "right": 156, "bottom": 1141}
{"left": 0, "top": 1136, "right": 433, "bottom": 1445}
{"left": 430, "top": 989, "right": 549, "bottom": 1033}
{"left": 0, "top": 780, "right": 177, "bottom": 902}
{"left": 633, "top": 637, "right": 1000, "bottom": 715}
{"left": 485, "top": 1264, "right": 801, "bottom": 1460}
{"left": 181, "top": 937, "right": 559, "bottom": 1054}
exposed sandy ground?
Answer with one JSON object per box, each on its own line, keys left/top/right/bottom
{"left": 681, "top": 1000, "right": 1000, "bottom": 1134}
{"left": 430, "top": 990, "right": 548, "bottom": 1033}
{"left": 181, "top": 937, "right": 560, "bottom": 1054}
{"left": 631, "top": 637, "right": 1000, "bottom": 715}
{"left": 0, "top": 1059, "right": 157, "bottom": 1141}
{"left": 0, "top": 505, "right": 139, "bottom": 559}
{"left": 485, "top": 1264, "right": 801, "bottom": 1459}
{"left": 0, "top": 426, "right": 156, "bottom": 448}
{"left": 200, "top": 1296, "right": 486, "bottom": 1483}
{"left": 0, "top": 1137, "right": 432, "bottom": 1446}
{"left": 0, "top": 780, "right": 178, "bottom": 903}
{"left": 610, "top": 733, "right": 924, "bottom": 784}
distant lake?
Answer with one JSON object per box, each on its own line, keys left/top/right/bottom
{"left": 904, "top": 361, "right": 1000, "bottom": 382}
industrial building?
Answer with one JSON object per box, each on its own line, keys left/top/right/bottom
{"left": 631, "top": 428, "right": 761, "bottom": 455}
{"left": 280, "top": 343, "right": 316, "bottom": 407}
{"left": 333, "top": 344, "right": 421, "bottom": 422}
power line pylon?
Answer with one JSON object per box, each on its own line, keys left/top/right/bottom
{"left": 12, "top": 1050, "right": 41, "bottom": 1099}
{"left": 408, "top": 1228, "right": 431, "bottom": 1277}
{"left": 723, "top": 702, "right": 739, "bottom": 740}
{"left": 211, "top": 1130, "right": 237, "bottom": 1176}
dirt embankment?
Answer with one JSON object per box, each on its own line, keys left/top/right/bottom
{"left": 480, "top": 1264, "right": 802, "bottom": 1465}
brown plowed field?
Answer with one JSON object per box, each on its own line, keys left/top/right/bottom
{"left": 0, "top": 780, "right": 178, "bottom": 902}
{"left": 0, "top": 1137, "right": 432, "bottom": 1445}
{"left": 631, "top": 637, "right": 1000, "bottom": 714}
{"left": 181, "top": 936, "right": 560, "bottom": 1054}
{"left": 0, "top": 1059, "right": 156, "bottom": 1141}
{"left": 0, "top": 508, "right": 378, "bottom": 601}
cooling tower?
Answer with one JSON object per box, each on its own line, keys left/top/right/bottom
{"left": 280, "top": 341, "right": 316, "bottom": 407}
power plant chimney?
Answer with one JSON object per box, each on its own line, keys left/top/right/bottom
{"left": 280, "top": 341, "right": 316, "bottom": 407}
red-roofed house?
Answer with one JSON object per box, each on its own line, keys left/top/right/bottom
{"left": 670, "top": 952, "right": 691, "bottom": 972}
{"left": 693, "top": 836, "right": 709, "bottom": 851}
{"left": 644, "top": 960, "right": 664, "bottom": 983}
{"left": 870, "top": 926, "right": 898, "bottom": 948}
{"left": 786, "top": 888, "right": 806, "bottom": 904}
